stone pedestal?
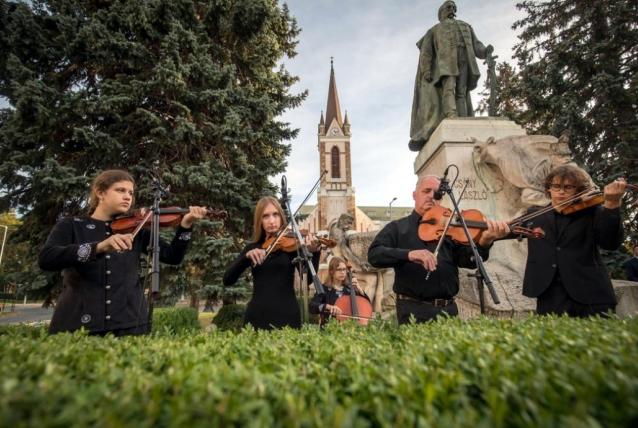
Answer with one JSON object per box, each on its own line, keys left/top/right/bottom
{"left": 414, "top": 117, "right": 535, "bottom": 317}
{"left": 414, "top": 117, "right": 526, "bottom": 218}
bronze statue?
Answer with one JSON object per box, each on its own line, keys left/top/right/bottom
{"left": 409, "top": 0, "right": 493, "bottom": 151}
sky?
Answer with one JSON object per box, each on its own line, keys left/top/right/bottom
{"left": 278, "top": 0, "right": 526, "bottom": 208}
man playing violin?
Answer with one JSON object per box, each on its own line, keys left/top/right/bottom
{"left": 368, "top": 175, "right": 510, "bottom": 324}
{"left": 39, "top": 169, "right": 207, "bottom": 336}
{"left": 522, "top": 164, "right": 626, "bottom": 317}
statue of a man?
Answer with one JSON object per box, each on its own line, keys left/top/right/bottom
{"left": 409, "top": 0, "right": 493, "bottom": 151}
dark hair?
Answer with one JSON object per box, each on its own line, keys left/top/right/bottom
{"left": 544, "top": 164, "right": 591, "bottom": 195}
{"left": 88, "top": 170, "right": 135, "bottom": 212}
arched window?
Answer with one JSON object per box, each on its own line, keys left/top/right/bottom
{"left": 331, "top": 146, "right": 340, "bottom": 178}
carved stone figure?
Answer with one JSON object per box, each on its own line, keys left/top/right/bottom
{"left": 409, "top": 0, "right": 493, "bottom": 151}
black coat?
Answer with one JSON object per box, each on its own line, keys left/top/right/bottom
{"left": 624, "top": 257, "right": 638, "bottom": 282}
{"left": 39, "top": 217, "right": 192, "bottom": 333}
{"left": 522, "top": 205, "right": 622, "bottom": 304}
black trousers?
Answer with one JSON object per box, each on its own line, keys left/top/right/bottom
{"left": 536, "top": 279, "right": 615, "bottom": 318}
{"left": 396, "top": 299, "right": 458, "bottom": 325}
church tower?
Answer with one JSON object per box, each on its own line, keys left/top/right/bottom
{"left": 316, "top": 59, "right": 356, "bottom": 230}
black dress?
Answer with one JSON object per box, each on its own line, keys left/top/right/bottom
{"left": 39, "top": 216, "right": 192, "bottom": 334}
{"left": 223, "top": 242, "right": 318, "bottom": 330}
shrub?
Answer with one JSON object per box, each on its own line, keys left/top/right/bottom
{"left": 211, "top": 304, "right": 245, "bottom": 331}
{"left": 151, "top": 307, "right": 200, "bottom": 334}
{"left": 0, "top": 316, "right": 636, "bottom": 427}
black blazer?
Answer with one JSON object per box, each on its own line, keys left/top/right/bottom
{"left": 522, "top": 205, "right": 622, "bottom": 305}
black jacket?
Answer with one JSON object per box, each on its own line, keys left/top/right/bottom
{"left": 39, "top": 217, "right": 192, "bottom": 333}
{"left": 624, "top": 258, "right": 638, "bottom": 282}
{"left": 522, "top": 205, "right": 622, "bottom": 304}
{"left": 368, "top": 210, "right": 490, "bottom": 300}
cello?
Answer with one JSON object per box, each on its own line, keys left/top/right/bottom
{"left": 333, "top": 263, "right": 374, "bottom": 326}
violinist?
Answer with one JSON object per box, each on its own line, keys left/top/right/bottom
{"left": 223, "top": 196, "right": 321, "bottom": 330}
{"left": 309, "top": 256, "right": 367, "bottom": 324}
{"left": 38, "top": 169, "right": 207, "bottom": 336}
{"left": 368, "top": 175, "right": 510, "bottom": 324}
{"left": 522, "top": 164, "right": 626, "bottom": 317}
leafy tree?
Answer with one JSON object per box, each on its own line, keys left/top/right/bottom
{"left": 0, "top": 0, "right": 305, "bottom": 305}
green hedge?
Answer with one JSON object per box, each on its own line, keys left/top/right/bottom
{"left": 1, "top": 316, "right": 637, "bottom": 427}
{"left": 151, "top": 307, "right": 200, "bottom": 334}
{"left": 211, "top": 304, "right": 245, "bottom": 331}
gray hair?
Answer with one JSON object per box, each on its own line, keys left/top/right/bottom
{"left": 415, "top": 174, "right": 441, "bottom": 190}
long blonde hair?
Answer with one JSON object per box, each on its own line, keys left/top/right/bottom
{"left": 88, "top": 170, "right": 135, "bottom": 213}
{"left": 252, "top": 196, "right": 285, "bottom": 242}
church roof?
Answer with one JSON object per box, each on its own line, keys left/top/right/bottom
{"left": 298, "top": 205, "right": 413, "bottom": 222}
{"left": 324, "top": 58, "right": 343, "bottom": 129}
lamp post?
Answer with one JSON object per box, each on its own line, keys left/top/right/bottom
{"left": 388, "top": 197, "right": 397, "bottom": 221}
{"left": 0, "top": 225, "right": 8, "bottom": 268}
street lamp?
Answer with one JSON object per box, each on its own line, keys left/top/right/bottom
{"left": 0, "top": 225, "right": 8, "bottom": 268}
{"left": 388, "top": 197, "right": 397, "bottom": 221}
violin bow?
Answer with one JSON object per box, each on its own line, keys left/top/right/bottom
{"left": 264, "top": 170, "right": 327, "bottom": 257}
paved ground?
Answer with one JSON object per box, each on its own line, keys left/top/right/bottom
{"left": 0, "top": 303, "right": 54, "bottom": 325}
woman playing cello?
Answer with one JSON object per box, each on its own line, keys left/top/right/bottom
{"left": 223, "top": 196, "right": 321, "bottom": 330}
{"left": 309, "top": 256, "right": 369, "bottom": 325}
{"left": 39, "top": 169, "right": 207, "bottom": 336}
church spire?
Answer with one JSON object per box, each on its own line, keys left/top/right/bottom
{"left": 325, "top": 57, "right": 343, "bottom": 130}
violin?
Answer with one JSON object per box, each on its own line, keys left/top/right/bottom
{"left": 418, "top": 205, "right": 545, "bottom": 244}
{"left": 261, "top": 229, "right": 336, "bottom": 254}
{"left": 557, "top": 183, "right": 637, "bottom": 215}
{"left": 332, "top": 263, "right": 374, "bottom": 326}
{"left": 111, "top": 207, "right": 227, "bottom": 237}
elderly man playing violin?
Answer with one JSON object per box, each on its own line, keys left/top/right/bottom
{"left": 522, "top": 164, "right": 626, "bottom": 317}
{"left": 368, "top": 175, "right": 510, "bottom": 324}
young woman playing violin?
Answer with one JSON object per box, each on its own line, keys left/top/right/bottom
{"left": 309, "top": 256, "right": 369, "bottom": 325}
{"left": 39, "top": 170, "right": 207, "bottom": 336}
{"left": 522, "top": 164, "right": 626, "bottom": 317}
{"left": 223, "top": 196, "right": 321, "bottom": 330}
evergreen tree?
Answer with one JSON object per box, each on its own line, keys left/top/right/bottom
{"left": 0, "top": 0, "right": 305, "bottom": 305}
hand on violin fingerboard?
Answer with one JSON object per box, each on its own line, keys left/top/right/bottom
{"left": 304, "top": 234, "right": 321, "bottom": 252}
{"left": 603, "top": 178, "right": 626, "bottom": 209}
{"left": 478, "top": 219, "right": 511, "bottom": 247}
{"left": 180, "top": 206, "right": 208, "bottom": 228}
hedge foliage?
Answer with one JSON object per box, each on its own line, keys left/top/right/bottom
{"left": 151, "top": 307, "right": 200, "bottom": 335}
{"left": 1, "top": 316, "right": 637, "bottom": 427}
{"left": 211, "top": 304, "right": 246, "bottom": 332}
